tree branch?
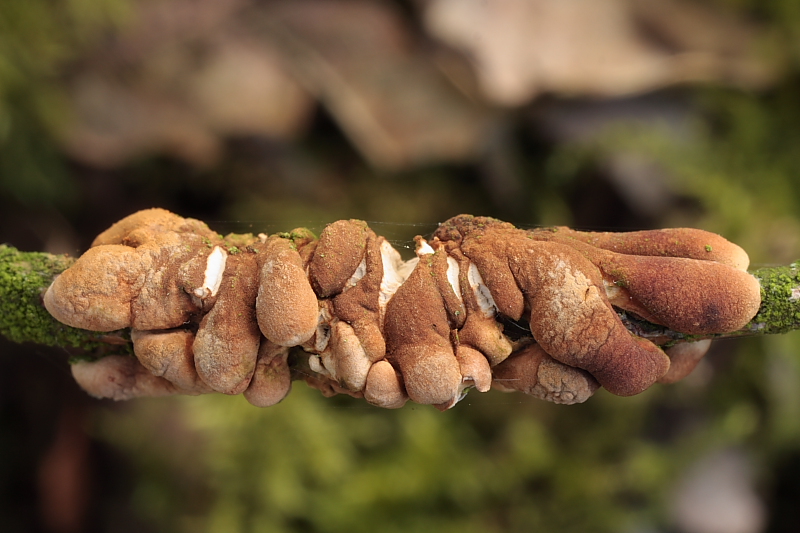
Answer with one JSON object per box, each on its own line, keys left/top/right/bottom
{"left": 0, "top": 241, "right": 800, "bottom": 354}
{"left": 0, "top": 245, "right": 129, "bottom": 353}
{"left": 2, "top": 243, "right": 798, "bottom": 356}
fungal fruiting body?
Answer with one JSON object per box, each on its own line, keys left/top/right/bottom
{"left": 44, "top": 209, "right": 762, "bottom": 410}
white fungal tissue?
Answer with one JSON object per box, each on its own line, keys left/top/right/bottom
{"left": 468, "top": 262, "right": 497, "bottom": 317}
{"left": 344, "top": 258, "right": 367, "bottom": 290}
{"left": 312, "top": 305, "right": 333, "bottom": 353}
{"left": 194, "top": 246, "right": 227, "bottom": 299}
{"left": 446, "top": 256, "right": 462, "bottom": 303}
{"left": 379, "top": 239, "right": 415, "bottom": 313}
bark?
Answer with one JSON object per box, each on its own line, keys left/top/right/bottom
{"left": 0, "top": 245, "right": 129, "bottom": 354}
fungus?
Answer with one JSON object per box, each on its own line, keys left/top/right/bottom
{"left": 448, "top": 248, "right": 512, "bottom": 366}
{"left": 329, "top": 230, "right": 387, "bottom": 364}
{"left": 90, "top": 208, "right": 218, "bottom": 248}
{"left": 595, "top": 255, "right": 760, "bottom": 334}
{"left": 44, "top": 209, "right": 762, "bottom": 409}
{"left": 243, "top": 341, "right": 292, "bottom": 407}
{"left": 43, "top": 208, "right": 222, "bottom": 333}
{"left": 255, "top": 236, "right": 319, "bottom": 347}
{"left": 383, "top": 245, "right": 463, "bottom": 406}
{"left": 131, "top": 329, "right": 211, "bottom": 394}
{"left": 434, "top": 216, "right": 760, "bottom": 396}
{"left": 551, "top": 227, "right": 750, "bottom": 270}
{"left": 309, "top": 219, "right": 369, "bottom": 297}
{"left": 194, "top": 246, "right": 227, "bottom": 299}
{"left": 659, "top": 339, "right": 713, "bottom": 384}
{"left": 193, "top": 253, "right": 260, "bottom": 395}
{"left": 378, "top": 239, "right": 416, "bottom": 311}
{"left": 492, "top": 344, "right": 599, "bottom": 405}
{"left": 71, "top": 355, "right": 180, "bottom": 400}
{"left": 455, "top": 345, "right": 492, "bottom": 393}
{"left": 364, "top": 360, "right": 408, "bottom": 409}
{"left": 320, "top": 320, "right": 373, "bottom": 391}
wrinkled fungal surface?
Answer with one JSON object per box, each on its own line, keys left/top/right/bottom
{"left": 45, "top": 210, "right": 761, "bottom": 409}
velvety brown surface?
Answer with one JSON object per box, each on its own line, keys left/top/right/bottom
{"left": 309, "top": 219, "right": 368, "bottom": 297}
{"left": 44, "top": 209, "right": 762, "bottom": 407}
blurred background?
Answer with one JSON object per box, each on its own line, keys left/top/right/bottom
{"left": 3, "top": 0, "right": 800, "bottom": 531}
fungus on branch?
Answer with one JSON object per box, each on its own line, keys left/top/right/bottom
{"left": 42, "top": 209, "right": 762, "bottom": 409}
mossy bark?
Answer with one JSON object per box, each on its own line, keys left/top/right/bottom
{"left": 749, "top": 263, "right": 800, "bottom": 335}
{"left": 2, "top": 243, "right": 799, "bottom": 353}
{"left": 0, "top": 244, "right": 127, "bottom": 352}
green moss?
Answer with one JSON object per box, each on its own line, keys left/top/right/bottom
{"left": 604, "top": 266, "right": 628, "bottom": 289}
{"left": 0, "top": 244, "right": 106, "bottom": 349}
{"left": 275, "top": 228, "right": 316, "bottom": 245}
{"left": 222, "top": 232, "right": 257, "bottom": 248}
{"left": 749, "top": 262, "right": 800, "bottom": 335}
{"left": 289, "top": 228, "right": 316, "bottom": 241}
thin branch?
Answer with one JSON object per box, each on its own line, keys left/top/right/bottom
{"left": 0, "top": 245, "right": 128, "bottom": 353}
{"left": 2, "top": 243, "right": 798, "bottom": 356}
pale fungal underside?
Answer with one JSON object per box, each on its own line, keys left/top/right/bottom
{"left": 44, "top": 209, "right": 762, "bottom": 410}
{"left": 194, "top": 246, "right": 227, "bottom": 299}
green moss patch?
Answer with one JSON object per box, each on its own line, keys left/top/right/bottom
{"left": 750, "top": 262, "right": 800, "bottom": 335}
{"left": 0, "top": 244, "right": 104, "bottom": 348}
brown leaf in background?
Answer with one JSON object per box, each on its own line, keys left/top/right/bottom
{"left": 423, "top": 0, "right": 777, "bottom": 106}
{"left": 56, "top": 0, "right": 778, "bottom": 170}
{"left": 187, "top": 35, "right": 314, "bottom": 139}
{"left": 63, "top": 73, "right": 223, "bottom": 167}
{"left": 62, "top": 0, "right": 313, "bottom": 168}
{"left": 257, "top": 0, "right": 489, "bottom": 169}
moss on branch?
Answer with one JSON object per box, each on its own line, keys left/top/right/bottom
{"left": 0, "top": 244, "right": 117, "bottom": 350}
{"left": 749, "top": 262, "right": 800, "bottom": 335}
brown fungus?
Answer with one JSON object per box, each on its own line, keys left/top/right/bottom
{"left": 455, "top": 345, "right": 492, "bottom": 393}
{"left": 131, "top": 329, "right": 211, "bottom": 394}
{"left": 547, "top": 227, "right": 750, "bottom": 270}
{"left": 45, "top": 209, "right": 761, "bottom": 408}
{"left": 255, "top": 236, "right": 319, "bottom": 347}
{"left": 434, "top": 216, "right": 759, "bottom": 397}
{"left": 449, "top": 248, "right": 512, "bottom": 366}
{"left": 437, "top": 220, "right": 670, "bottom": 396}
{"left": 320, "top": 320, "right": 373, "bottom": 391}
{"left": 243, "top": 341, "right": 292, "bottom": 407}
{"left": 514, "top": 242, "right": 671, "bottom": 396}
{"left": 330, "top": 231, "right": 387, "bottom": 364}
{"left": 90, "top": 208, "right": 218, "bottom": 248}
{"left": 659, "top": 339, "right": 713, "bottom": 384}
{"left": 309, "top": 219, "right": 369, "bottom": 297}
{"left": 492, "top": 344, "right": 599, "bottom": 405}
{"left": 595, "top": 254, "right": 760, "bottom": 335}
{"left": 44, "top": 245, "right": 150, "bottom": 331}
{"left": 364, "top": 360, "right": 408, "bottom": 409}
{"left": 384, "top": 246, "right": 462, "bottom": 406}
{"left": 193, "top": 253, "right": 261, "bottom": 395}
{"left": 71, "top": 355, "right": 180, "bottom": 401}
{"left": 525, "top": 225, "right": 760, "bottom": 333}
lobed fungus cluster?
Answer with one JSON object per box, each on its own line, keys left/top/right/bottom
{"left": 44, "top": 209, "right": 761, "bottom": 410}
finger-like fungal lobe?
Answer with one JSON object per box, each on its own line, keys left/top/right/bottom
{"left": 71, "top": 355, "right": 181, "bottom": 401}
{"left": 491, "top": 343, "right": 599, "bottom": 405}
{"left": 44, "top": 210, "right": 762, "bottom": 409}
{"left": 243, "top": 341, "right": 293, "bottom": 408}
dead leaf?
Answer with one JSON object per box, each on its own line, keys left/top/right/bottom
{"left": 423, "top": 0, "right": 778, "bottom": 106}
{"left": 258, "top": 0, "right": 489, "bottom": 169}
